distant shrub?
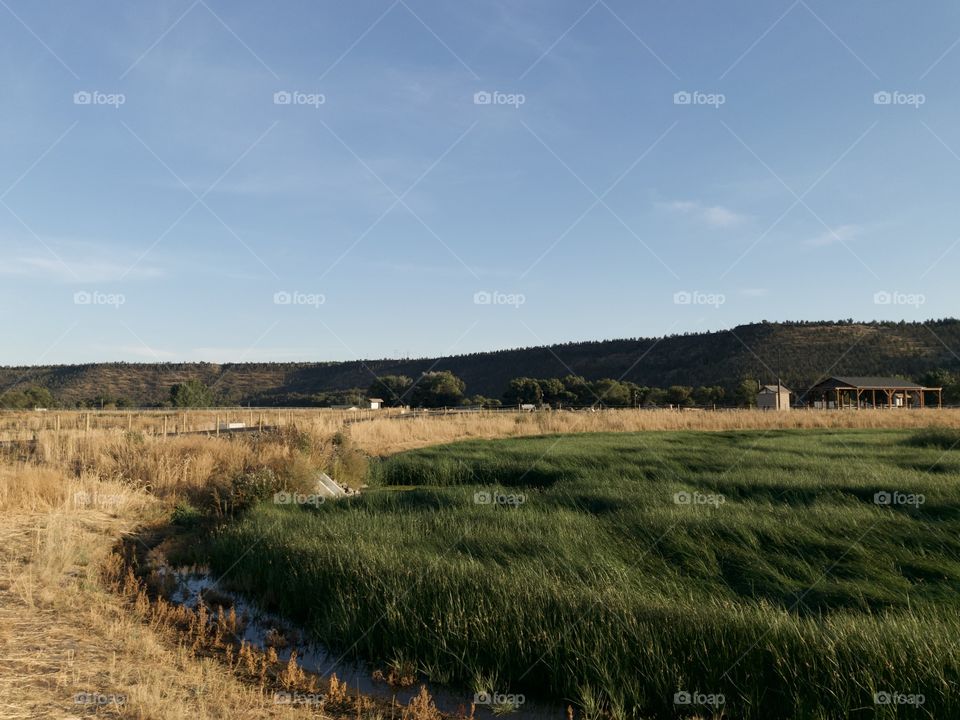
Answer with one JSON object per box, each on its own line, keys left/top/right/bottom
{"left": 170, "top": 500, "right": 204, "bottom": 528}
{"left": 229, "top": 468, "right": 283, "bottom": 513}
{"left": 904, "top": 427, "right": 960, "bottom": 450}
{"left": 333, "top": 446, "right": 368, "bottom": 488}
{"left": 201, "top": 453, "right": 328, "bottom": 517}
{"left": 271, "top": 452, "right": 319, "bottom": 491}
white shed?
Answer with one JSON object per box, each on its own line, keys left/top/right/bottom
{"left": 757, "top": 383, "right": 791, "bottom": 411}
{"left": 369, "top": 398, "right": 384, "bottom": 410}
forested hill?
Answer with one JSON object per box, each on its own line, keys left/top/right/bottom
{"left": 2, "top": 320, "right": 959, "bottom": 406}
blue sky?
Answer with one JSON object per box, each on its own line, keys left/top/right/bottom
{"left": 1, "top": 0, "right": 959, "bottom": 365}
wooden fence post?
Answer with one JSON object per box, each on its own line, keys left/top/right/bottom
{"left": 216, "top": 415, "right": 220, "bottom": 437}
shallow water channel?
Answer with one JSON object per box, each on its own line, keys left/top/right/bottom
{"left": 164, "top": 566, "right": 564, "bottom": 719}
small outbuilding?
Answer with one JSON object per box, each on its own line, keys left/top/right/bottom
{"left": 805, "top": 376, "right": 942, "bottom": 409}
{"left": 757, "top": 383, "right": 792, "bottom": 411}
{"left": 369, "top": 398, "right": 384, "bottom": 410}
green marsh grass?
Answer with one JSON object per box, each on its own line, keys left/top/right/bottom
{"left": 208, "top": 430, "right": 960, "bottom": 718}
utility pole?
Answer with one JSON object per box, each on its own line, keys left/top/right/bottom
{"left": 776, "top": 346, "right": 783, "bottom": 410}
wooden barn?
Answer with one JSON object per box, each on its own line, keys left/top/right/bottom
{"left": 805, "top": 376, "right": 942, "bottom": 409}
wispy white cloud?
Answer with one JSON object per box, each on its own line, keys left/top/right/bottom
{"left": 0, "top": 237, "right": 164, "bottom": 282}
{"left": 0, "top": 255, "right": 164, "bottom": 282}
{"left": 740, "top": 288, "right": 769, "bottom": 297}
{"left": 662, "top": 200, "right": 747, "bottom": 228}
{"left": 805, "top": 223, "right": 863, "bottom": 247}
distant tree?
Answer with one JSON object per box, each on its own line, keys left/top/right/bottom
{"left": 666, "top": 385, "right": 695, "bottom": 407}
{"left": 918, "top": 369, "right": 960, "bottom": 404}
{"left": 561, "top": 375, "right": 592, "bottom": 404}
{"left": 170, "top": 379, "right": 214, "bottom": 407}
{"left": 24, "top": 386, "right": 54, "bottom": 409}
{"left": 644, "top": 387, "right": 668, "bottom": 406}
{"left": 591, "top": 379, "right": 631, "bottom": 407}
{"left": 735, "top": 378, "right": 759, "bottom": 408}
{"left": 504, "top": 377, "right": 543, "bottom": 406}
{"left": 0, "top": 385, "right": 54, "bottom": 409}
{"left": 469, "top": 395, "right": 501, "bottom": 408}
{"left": 693, "top": 385, "right": 726, "bottom": 406}
{"left": 368, "top": 375, "right": 413, "bottom": 407}
{"left": 535, "top": 378, "right": 577, "bottom": 406}
{"left": 409, "top": 371, "right": 466, "bottom": 408}
{"left": 622, "top": 383, "right": 647, "bottom": 407}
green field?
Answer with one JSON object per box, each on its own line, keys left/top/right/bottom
{"left": 207, "top": 429, "right": 960, "bottom": 718}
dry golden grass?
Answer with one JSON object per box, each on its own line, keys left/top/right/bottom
{"left": 0, "top": 467, "right": 309, "bottom": 720}
{"left": 1, "top": 407, "right": 958, "bottom": 718}
{"left": 0, "top": 462, "right": 449, "bottom": 719}
{"left": 0, "top": 408, "right": 392, "bottom": 442}
{"left": 347, "top": 408, "right": 960, "bottom": 455}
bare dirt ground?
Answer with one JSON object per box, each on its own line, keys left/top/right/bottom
{"left": 0, "top": 469, "right": 344, "bottom": 720}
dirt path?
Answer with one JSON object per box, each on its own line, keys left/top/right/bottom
{"left": 0, "top": 486, "right": 324, "bottom": 719}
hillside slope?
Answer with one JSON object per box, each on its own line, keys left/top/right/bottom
{"left": 2, "top": 320, "right": 958, "bottom": 406}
